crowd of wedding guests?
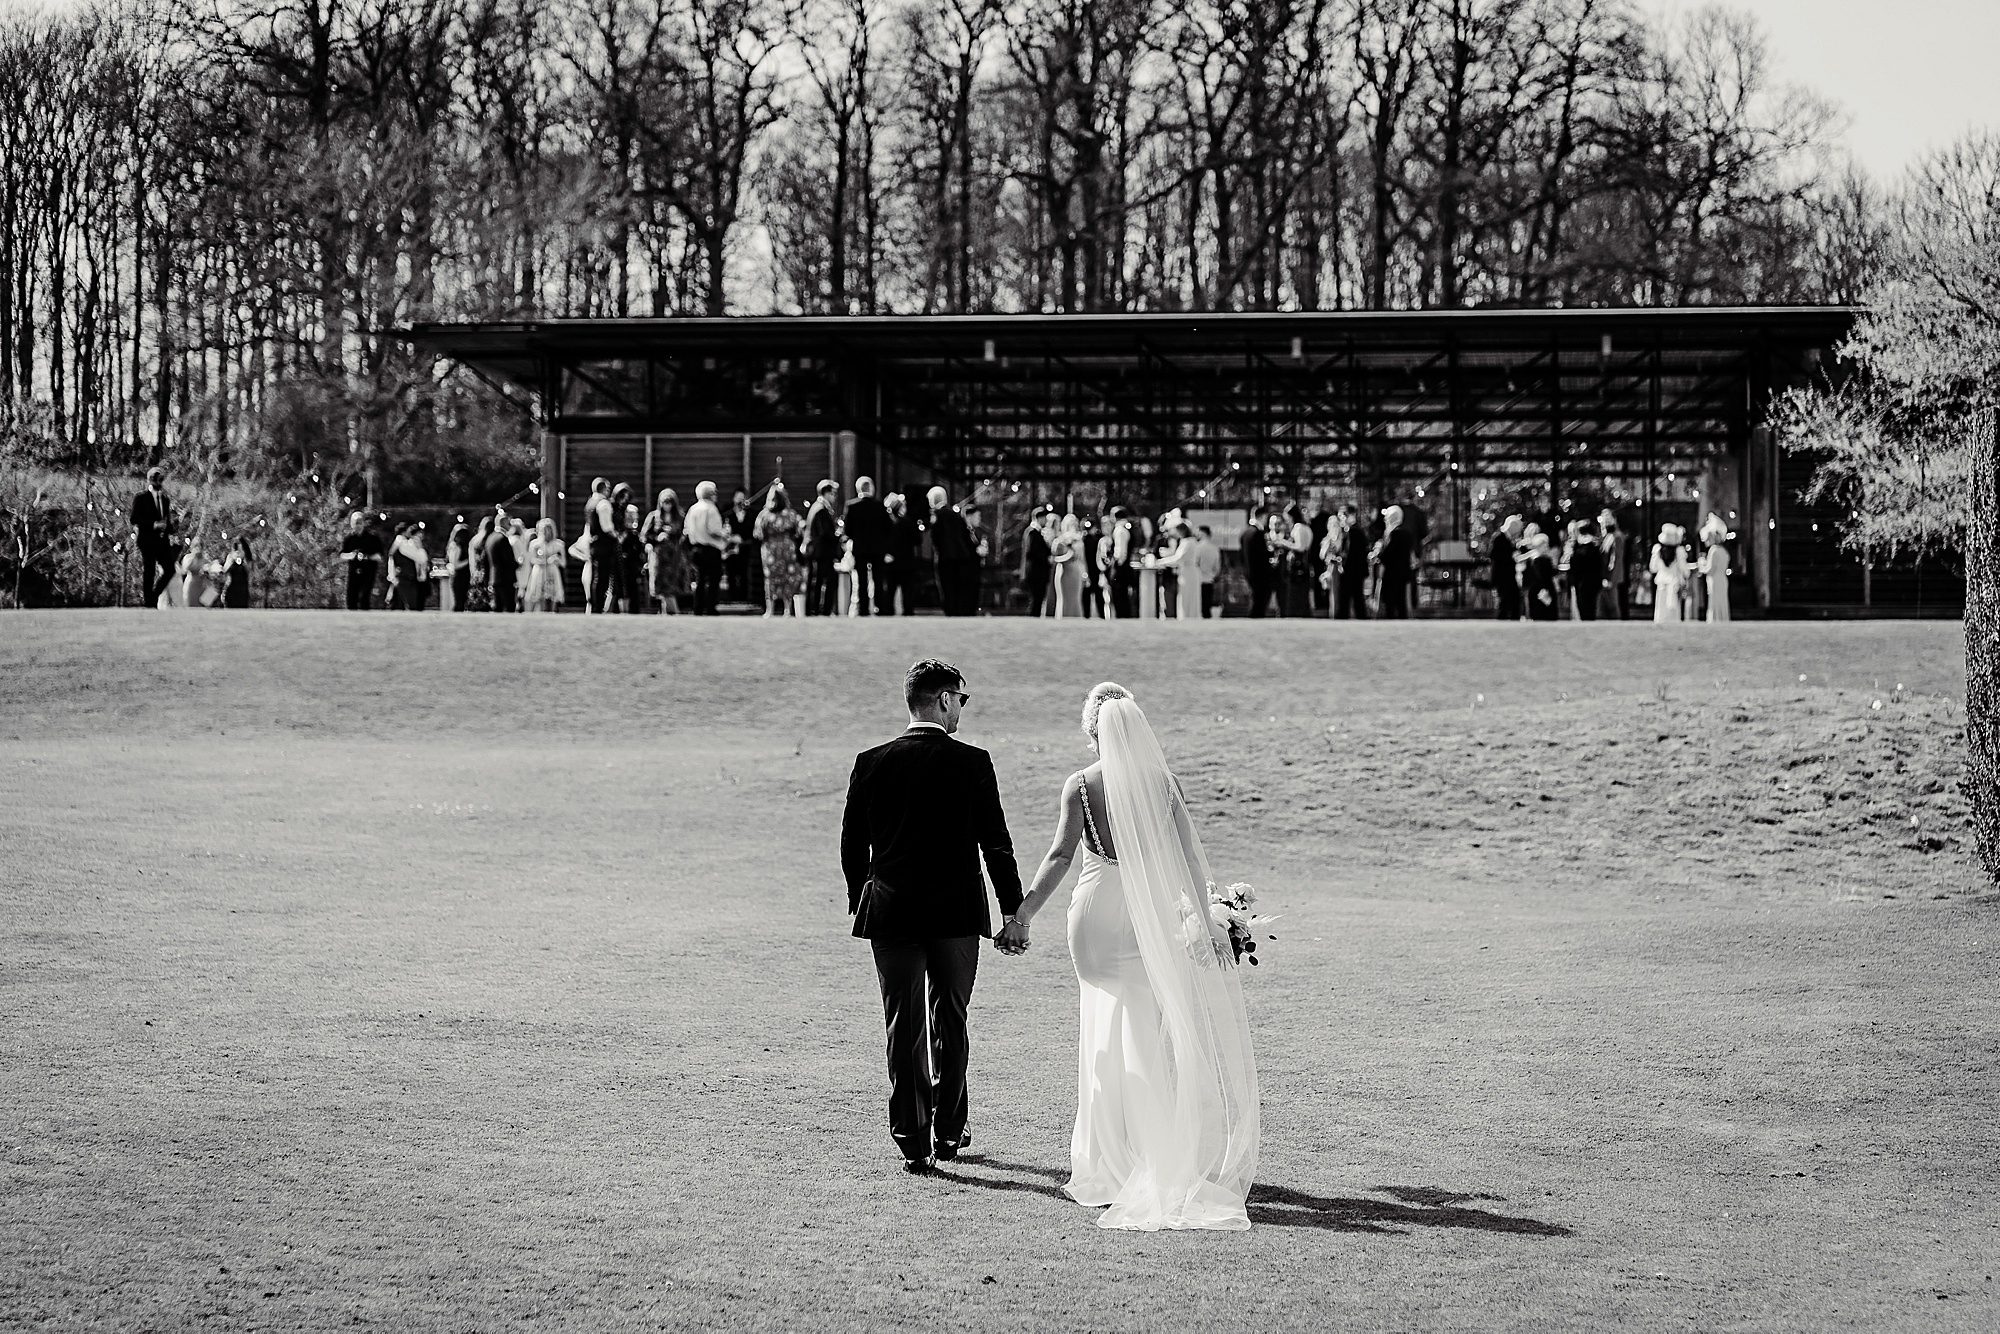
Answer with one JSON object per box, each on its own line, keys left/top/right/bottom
{"left": 1485, "top": 507, "right": 1735, "bottom": 623}
{"left": 1014, "top": 499, "right": 1417, "bottom": 620}
{"left": 324, "top": 475, "right": 991, "bottom": 617}
{"left": 1017, "top": 499, "right": 1736, "bottom": 622}
{"left": 126, "top": 466, "right": 1734, "bottom": 620}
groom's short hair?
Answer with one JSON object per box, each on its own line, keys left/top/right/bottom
{"left": 905, "top": 658, "right": 963, "bottom": 710}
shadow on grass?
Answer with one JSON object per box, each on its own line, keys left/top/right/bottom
{"left": 961, "top": 1156, "right": 1067, "bottom": 1182}
{"left": 936, "top": 1161, "right": 1572, "bottom": 1238}
{"left": 1249, "top": 1183, "right": 1573, "bottom": 1237}
{"left": 932, "top": 1156, "right": 1071, "bottom": 1202}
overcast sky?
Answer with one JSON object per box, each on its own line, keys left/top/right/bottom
{"left": 1656, "top": 0, "right": 1997, "bottom": 180}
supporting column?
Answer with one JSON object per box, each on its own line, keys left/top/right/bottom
{"left": 540, "top": 430, "right": 559, "bottom": 523}
{"left": 1643, "top": 347, "right": 1660, "bottom": 544}
{"left": 1549, "top": 336, "right": 1564, "bottom": 514}
{"left": 835, "top": 430, "right": 859, "bottom": 494}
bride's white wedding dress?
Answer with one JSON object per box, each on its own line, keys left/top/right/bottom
{"left": 1063, "top": 698, "right": 1259, "bottom": 1231}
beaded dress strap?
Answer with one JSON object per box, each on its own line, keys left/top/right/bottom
{"left": 1077, "top": 776, "right": 1114, "bottom": 862}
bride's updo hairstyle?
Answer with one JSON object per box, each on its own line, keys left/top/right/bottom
{"left": 1081, "top": 681, "right": 1136, "bottom": 749}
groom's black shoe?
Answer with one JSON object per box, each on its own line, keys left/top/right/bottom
{"left": 902, "top": 1155, "right": 938, "bottom": 1175}
{"left": 934, "top": 1132, "right": 971, "bottom": 1163}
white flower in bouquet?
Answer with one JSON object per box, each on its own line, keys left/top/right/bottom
{"left": 1205, "top": 880, "right": 1277, "bottom": 966}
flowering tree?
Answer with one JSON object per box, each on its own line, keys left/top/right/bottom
{"left": 1775, "top": 130, "right": 2000, "bottom": 888}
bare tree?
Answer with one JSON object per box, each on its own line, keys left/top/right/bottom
{"left": 0, "top": 0, "right": 1862, "bottom": 503}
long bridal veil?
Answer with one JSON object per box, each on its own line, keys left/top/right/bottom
{"left": 1094, "top": 696, "right": 1260, "bottom": 1230}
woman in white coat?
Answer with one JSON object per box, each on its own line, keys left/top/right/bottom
{"left": 1696, "top": 512, "right": 1732, "bottom": 622}
{"left": 1649, "top": 525, "right": 1690, "bottom": 622}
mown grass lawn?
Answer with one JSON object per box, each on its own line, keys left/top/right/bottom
{"left": 2, "top": 612, "right": 1995, "bottom": 1331}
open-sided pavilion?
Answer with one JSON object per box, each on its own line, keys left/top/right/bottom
{"left": 409, "top": 305, "right": 1956, "bottom": 613}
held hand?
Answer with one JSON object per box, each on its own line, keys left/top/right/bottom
{"left": 994, "top": 916, "right": 1031, "bottom": 955}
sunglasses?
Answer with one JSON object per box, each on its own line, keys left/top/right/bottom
{"left": 942, "top": 690, "right": 971, "bottom": 707}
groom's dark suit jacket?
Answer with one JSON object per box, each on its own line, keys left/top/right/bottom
{"left": 842, "top": 726, "right": 1022, "bottom": 940}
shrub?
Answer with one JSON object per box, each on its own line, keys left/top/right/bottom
{"left": 0, "top": 461, "right": 351, "bottom": 609}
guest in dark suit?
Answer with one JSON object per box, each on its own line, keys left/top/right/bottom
{"left": 486, "top": 511, "right": 521, "bottom": 613}
{"left": 338, "top": 511, "right": 384, "bottom": 610}
{"left": 883, "top": 492, "right": 921, "bottom": 614}
{"left": 128, "top": 468, "right": 177, "bottom": 608}
{"left": 803, "top": 479, "right": 842, "bottom": 616}
{"left": 1333, "top": 504, "right": 1370, "bottom": 619}
{"left": 610, "top": 484, "right": 643, "bottom": 613}
{"left": 1309, "top": 506, "right": 1333, "bottom": 613}
{"left": 387, "top": 523, "right": 419, "bottom": 610}
{"left": 1565, "top": 518, "right": 1606, "bottom": 621}
{"left": 963, "top": 504, "right": 990, "bottom": 613}
{"left": 927, "top": 486, "right": 979, "bottom": 616}
{"left": 1597, "top": 509, "right": 1629, "bottom": 619}
{"left": 1022, "top": 507, "right": 1053, "bottom": 617}
{"left": 1490, "top": 513, "right": 1524, "bottom": 620}
{"left": 221, "top": 537, "right": 253, "bottom": 608}
{"left": 582, "top": 477, "right": 620, "bottom": 614}
{"left": 1101, "top": 507, "right": 1140, "bottom": 618}
{"left": 1373, "top": 504, "right": 1415, "bottom": 618}
{"left": 841, "top": 659, "right": 1022, "bottom": 1172}
{"left": 844, "top": 477, "right": 895, "bottom": 616}
{"left": 1240, "top": 509, "right": 1274, "bottom": 618}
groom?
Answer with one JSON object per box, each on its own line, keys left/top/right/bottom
{"left": 841, "top": 658, "right": 1024, "bottom": 1174}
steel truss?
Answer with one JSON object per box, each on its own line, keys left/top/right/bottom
{"left": 408, "top": 308, "right": 1848, "bottom": 505}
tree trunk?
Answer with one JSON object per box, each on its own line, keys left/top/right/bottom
{"left": 1966, "top": 407, "right": 2000, "bottom": 888}
{"left": 954, "top": 62, "right": 974, "bottom": 313}
{"left": 829, "top": 112, "right": 850, "bottom": 313}
{"left": 1436, "top": 35, "right": 1467, "bottom": 309}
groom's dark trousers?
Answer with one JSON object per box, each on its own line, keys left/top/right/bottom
{"left": 871, "top": 937, "right": 978, "bottom": 1159}
{"left": 843, "top": 725, "right": 1022, "bottom": 1163}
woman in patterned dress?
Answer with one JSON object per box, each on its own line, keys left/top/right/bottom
{"left": 640, "top": 489, "right": 689, "bottom": 614}
{"left": 753, "top": 485, "right": 805, "bottom": 616}
{"left": 465, "top": 515, "right": 494, "bottom": 611}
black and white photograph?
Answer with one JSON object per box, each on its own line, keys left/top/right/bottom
{"left": 2, "top": 0, "right": 1997, "bottom": 1327}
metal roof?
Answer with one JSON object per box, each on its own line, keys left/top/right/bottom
{"left": 406, "top": 306, "right": 1858, "bottom": 486}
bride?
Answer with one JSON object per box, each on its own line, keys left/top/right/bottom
{"left": 1003, "top": 683, "right": 1260, "bottom": 1230}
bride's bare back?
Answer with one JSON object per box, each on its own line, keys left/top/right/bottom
{"left": 1077, "top": 763, "right": 1117, "bottom": 861}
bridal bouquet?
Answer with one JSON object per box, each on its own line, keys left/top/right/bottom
{"left": 1206, "top": 881, "right": 1277, "bottom": 967}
